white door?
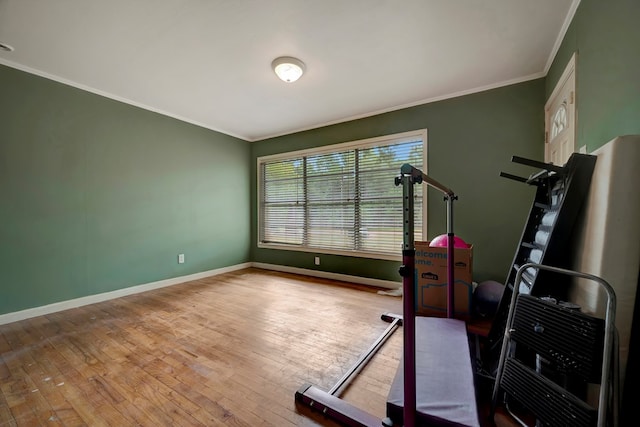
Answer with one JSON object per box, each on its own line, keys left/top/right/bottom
{"left": 545, "top": 53, "right": 576, "bottom": 165}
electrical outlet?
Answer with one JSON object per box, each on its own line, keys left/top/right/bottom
{"left": 178, "top": 253, "right": 185, "bottom": 264}
{"left": 314, "top": 256, "right": 320, "bottom": 265}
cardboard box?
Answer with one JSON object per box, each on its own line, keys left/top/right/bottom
{"left": 415, "top": 241, "right": 474, "bottom": 319}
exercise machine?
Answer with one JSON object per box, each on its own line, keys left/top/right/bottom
{"left": 296, "top": 164, "right": 478, "bottom": 427}
{"left": 295, "top": 312, "right": 403, "bottom": 426}
{"left": 485, "top": 153, "right": 597, "bottom": 374}
{"left": 383, "top": 165, "right": 477, "bottom": 427}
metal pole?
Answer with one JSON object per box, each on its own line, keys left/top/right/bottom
{"left": 401, "top": 164, "right": 454, "bottom": 195}
{"left": 400, "top": 172, "right": 416, "bottom": 427}
{"left": 328, "top": 317, "right": 402, "bottom": 396}
{"left": 397, "top": 163, "right": 457, "bottom": 427}
{"left": 446, "top": 195, "right": 455, "bottom": 318}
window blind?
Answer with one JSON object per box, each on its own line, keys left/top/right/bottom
{"left": 259, "top": 134, "right": 423, "bottom": 257}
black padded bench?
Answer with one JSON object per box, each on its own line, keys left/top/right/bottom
{"left": 385, "top": 317, "right": 480, "bottom": 427}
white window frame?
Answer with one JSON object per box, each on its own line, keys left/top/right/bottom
{"left": 257, "top": 129, "right": 427, "bottom": 261}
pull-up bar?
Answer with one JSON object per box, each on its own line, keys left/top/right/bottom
{"left": 296, "top": 163, "right": 460, "bottom": 427}
{"left": 395, "top": 163, "right": 458, "bottom": 317}
{"left": 395, "top": 163, "right": 458, "bottom": 427}
{"left": 399, "top": 163, "right": 455, "bottom": 196}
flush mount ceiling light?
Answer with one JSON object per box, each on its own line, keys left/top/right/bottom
{"left": 272, "top": 56, "right": 305, "bottom": 83}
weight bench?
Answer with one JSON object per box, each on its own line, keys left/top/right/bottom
{"left": 296, "top": 164, "right": 481, "bottom": 427}
{"left": 296, "top": 315, "right": 481, "bottom": 427}
{"left": 384, "top": 317, "right": 480, "bottom": 427}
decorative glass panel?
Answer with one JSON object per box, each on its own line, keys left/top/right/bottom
{"left": 551, "top": 102, "right": 568, "bottom": 139}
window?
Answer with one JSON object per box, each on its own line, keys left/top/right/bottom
{"left": 258, "top": 130, "right": 426, "bottom": 259}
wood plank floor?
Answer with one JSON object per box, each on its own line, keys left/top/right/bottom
{"left": 0, "top": 268, "right": 408, "bottom": 426}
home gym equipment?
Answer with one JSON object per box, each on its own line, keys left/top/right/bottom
{"left": 484, "top": 153, "right": 597, "bottom": 374}
{"left": 491, "top": 263, "right": 618, "bottom": 427}
{"left": 295, "top": 163, "right": 479, "bottom": 427}
{"left": 295, "top": 312, "right": 403, "bottom": 426}
{"left": 383, "top": 164, "right": 478, "bottom": 427}
{"left": 384, "top": 316, "right": 478, "bottom": 427}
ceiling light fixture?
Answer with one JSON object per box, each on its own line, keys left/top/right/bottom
{"left": 0, "top": 43, "right": 15, "bottom": 52}
{"left": 272, "top": 56, "right": 305, "bottom": 83}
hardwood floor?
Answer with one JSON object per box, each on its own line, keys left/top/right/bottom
{"left": 0, "top": 268, "right": 405, "bottom": 426}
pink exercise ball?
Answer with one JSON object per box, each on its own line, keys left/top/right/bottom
{"left": 429, "top": 234, "right": 470, "bottom": 248}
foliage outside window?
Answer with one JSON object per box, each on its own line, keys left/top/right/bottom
{"left": 258, "top": 130, "right": 425, "bottom": 259}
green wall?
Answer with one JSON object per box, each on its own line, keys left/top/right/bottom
{"left": 547, "top": 0, "right": 640, "bottom": 152}
{"left": 251, "top": 79, "right": 546, "bottom": 284}
{"left": 0, "top": 65, "right": 251, "bottom": 315}
{"left": 547, "top": 1, "right": 640, "bottom": 420}
{"left": 9, "top": 0, "right": 635, "bottom": 315}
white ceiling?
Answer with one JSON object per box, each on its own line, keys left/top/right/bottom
{"left": 0, "top": 0, "right": 579, "bottom": 142}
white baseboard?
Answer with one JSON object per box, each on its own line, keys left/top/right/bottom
{"left": 0, "top": 262, "right": 399, "bottom": 325}
{"left": 0, "top": 263, "right": 252, "bottom": 325}
{"left": 251, "top": 262, "right": 401, "bottom": 290}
